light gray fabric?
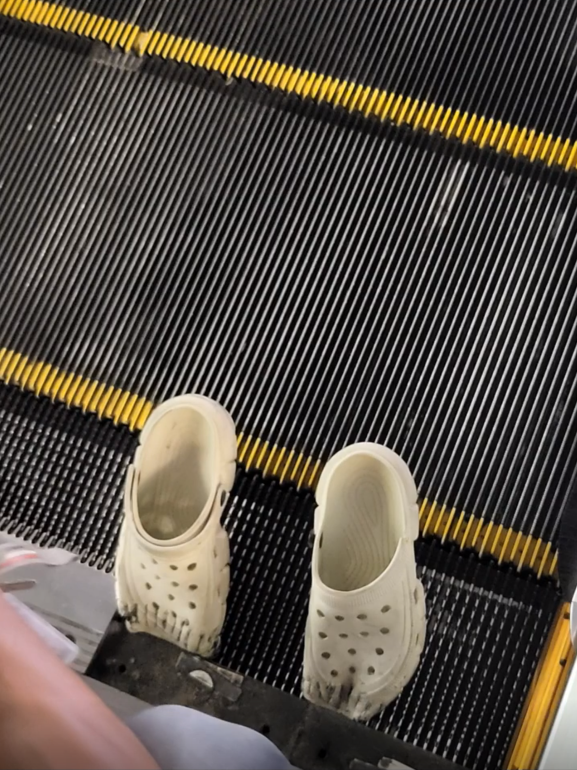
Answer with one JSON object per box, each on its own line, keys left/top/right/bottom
{"left": 84, "top": 676, "right": 150, "bottom": 721}
{"left": 128, "top": 704, "right": 295, "bottom": 770}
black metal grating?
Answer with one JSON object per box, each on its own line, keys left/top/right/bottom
{"left": 1, "top": 24, "right": 577, "bottom": 546}
{"left": 29, "top": 0, "right": 577, "bottom": 139}
{"left": 0, "top": 384, "right": 135, "bottom": 567}
{"left": 220, "top": 471, "right": 558, "bottom": 770}
{"left": 0, "top": 384, "right": 559, "bottom": 770}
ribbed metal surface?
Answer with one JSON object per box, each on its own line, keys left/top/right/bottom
{"left": 0, "top": 383, "right": 559, "bottom": 770}
{"left": 222, "top": 474, "right": 558, "bottom": 770}
{"left": 0, "top": 384, "right": 134, "bottom": 566}
{"left": 2, "top": 24, "right": 577, "bottom": 546}
{"left": 35, "top": 0, "right": 577, "bottom": 139}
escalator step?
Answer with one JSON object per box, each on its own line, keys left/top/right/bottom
{"left": 8, "top": 0, "right": 577, "bottom": 140}
{"left": 0, "top": 383, "right": 559, "bottom": 770}
{"left": 0, "top": 384, "right": 135, "bottom": 567}
{"left": 1, "top": 24, "right": 577, "bottom": 549}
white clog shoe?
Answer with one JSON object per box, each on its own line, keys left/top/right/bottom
{"left": 302, "top": 443, "right": 426, "bottom": 720}
{"left": 115, "top": 395, "right": 237, "bottom": 657}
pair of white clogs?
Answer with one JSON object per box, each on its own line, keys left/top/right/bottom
{"left": 115, "top": 395, "right": 425, "bottom": 721}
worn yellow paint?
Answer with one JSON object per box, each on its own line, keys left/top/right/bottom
{"left": 508, "top": 603, "right": 574, "bottom": 770}
{"left": 2, "top": 0, "right": 577, "bottom": 172}
{"left": 0, "top": 347, "right": 153, "bottom": 431}
{"left": 0, "top": 345, "right": 559, "bottom": 578}
{"left": 232, "top": 432, "right": 320, "bottom": 490}
{"left": 418, "top": 499, "right": 557, "bottom": 579}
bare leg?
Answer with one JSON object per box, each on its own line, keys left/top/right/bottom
{"left": 0, "top": 590, "right": 159, "bottom": 770}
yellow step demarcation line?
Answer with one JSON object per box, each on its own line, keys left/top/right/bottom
{"left": 507, "top": 603, "right": 574, "bottom": 770}
{"left": 0, "top": 347, "right": 154, "bottom": 431}
{"left": 0, "top": 346, "right": 558, "bottom": 579}
{"left": 2, "top": 0, "right": 577, "bottom": 172}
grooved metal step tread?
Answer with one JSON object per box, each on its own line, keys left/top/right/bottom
{"left": 1, "top": 25, "right": 576, "bottom": 550}
{"left": 5, "top": 0, "right": 577, "bottom": 143}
